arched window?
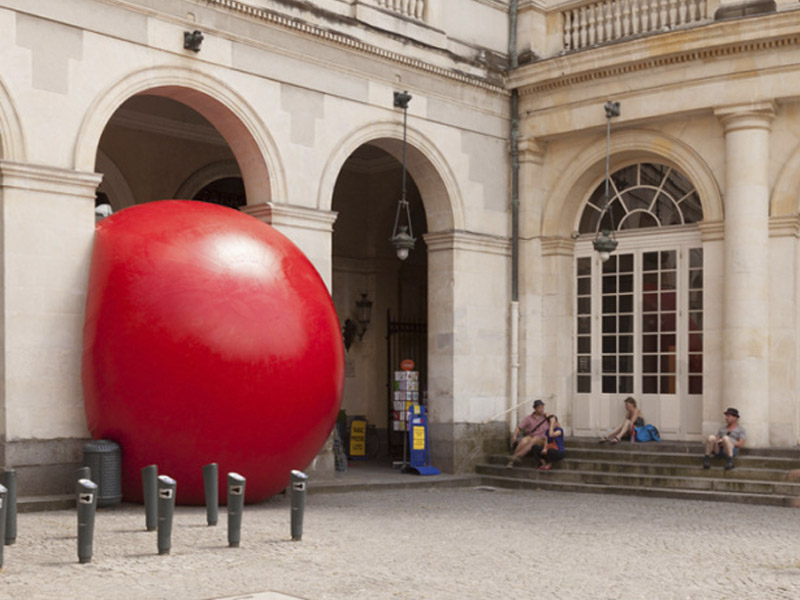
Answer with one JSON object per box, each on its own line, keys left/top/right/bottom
{"left": 579, "top": 163, "right": 703, "bottom": 234}
{"left": 574, "top": 163, "right": 704, "bottom": 438}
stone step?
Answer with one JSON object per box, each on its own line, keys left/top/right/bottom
{"left": 476, "top": 463, "right": 800, "bottom": 496}
{"left": 485, "top": 454, "right": 791, "bottom": 482}
{"left": 568, "top": 437, "right": 800, "bottom": 459}
{"left": 17, "top": 495, "right": 74, "bottom": 513}
{"left": 539, "top": 447, "right": 799, "bottom": 470}
{"left": 475, "top": 473, "right": 800, "bottom": 508}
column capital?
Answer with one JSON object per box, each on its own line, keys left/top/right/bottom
{"left": 714, "top": 101, "right": 776, "bottom": 133}
{"left": 423, "top": 229, "right": 510, "bottom": 256}
{"left": 241, "top": 202, "right": 338, "bottom": 233}
{"left": 0, "top": 160, "right": 102, "bottom": 197}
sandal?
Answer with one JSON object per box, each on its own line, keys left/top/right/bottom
{"left": 598, "top": 437, "right": 607, "bottom": 444}
{"left": 538, "top": 463, "right": 552, "bottom": 471}
{"left": 609, "top": 437, "right": 619, "bottom": 445}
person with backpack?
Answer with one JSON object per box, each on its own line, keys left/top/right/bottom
{"left": 599, "top": 397, "right": 644, "bottom": 444}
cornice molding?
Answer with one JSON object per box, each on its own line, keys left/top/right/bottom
{"left": 514, "top": 15, "right": 800, "bottom": 96}
{"left": 204, "top": 0, "right": 507, "bottom": 95}
{"left": 0, "top": 161, "right": 102, "bottom": 196}
{"left": 423, "top": 230, "right": 511, "bottom": 256}
{"left": 241, "top": 201, "right": 338, "bottom": 232}
{"left": 714, "top": 101, "right": 777, "bottom": 132}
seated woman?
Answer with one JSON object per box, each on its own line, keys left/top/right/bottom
{"left": 537, "top": 414, "right": 565, "bottom": 471}
{"left": 599, "top": 397, "right": 644, "bottom": 444}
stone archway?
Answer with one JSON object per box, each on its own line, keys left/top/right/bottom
{"left": 73, "top": 66, "right": 284, "bottom": 206}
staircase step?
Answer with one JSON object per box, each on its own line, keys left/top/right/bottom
{"left": 568, "top": 437, "right": 800, "bottom": 459}
{"left": 476, "top": 463, "right": 800, "bottom": 496}
{"left": 476, "top": 473, "right": 799, "bottom": 508}
{"left": 486, "top": 454, "right": 792, "bottom": 482}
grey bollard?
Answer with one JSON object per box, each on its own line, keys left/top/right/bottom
{"left": 76, "top": 478, "right": 98, "bottom": 564}
{"left": 202, "top": 463, "right": 218, "bottom": 527}
{"left": 156, "top": 475, "right": 177, "bottom": 555}
{"left": 226, "top": 472, "right": 246, "bottom": 547}
{"left": 1, "top": 470, "right": 16, "bottom": 545}
{"left": 290, "top": 470, "right": 308, "bottom": 542}
{"left": 141, "top": 465, "right": 158, "bottom": 532}
{"left": 75, "top": 465, "right": 91, "bottom": 482}
{"left": 0, "top": 484, "right": 6, "bottom": 568}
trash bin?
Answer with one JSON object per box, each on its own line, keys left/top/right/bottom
{"left": 82, "top": 439, "right": 122, "bottom": 507}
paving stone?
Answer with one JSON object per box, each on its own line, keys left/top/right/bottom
{"left": 0, "top": 488, "right": 799, "bottom": 599}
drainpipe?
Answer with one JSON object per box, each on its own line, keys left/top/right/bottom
{"left": 508, "top": 0, "right": 520, "bottom": 435}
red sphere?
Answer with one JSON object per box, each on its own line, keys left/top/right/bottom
{"left": 82, "top": 201, "right": 344, "bottom": 504}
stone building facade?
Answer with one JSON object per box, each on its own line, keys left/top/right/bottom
{"left": 0, "top": 0, "right": 798, "bottom": 496}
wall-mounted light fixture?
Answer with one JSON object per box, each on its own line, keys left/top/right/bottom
{"left": 342, "top": 293, "right": 373, "bottom": 352}
{"left": 593, "top": 100, "right": 620, "bottom": 262}
{"left": 184, "top": 30, "right": 204, "bottom": 52}
{"left": 389, "top": 91, "right": 416, "bottom": 261}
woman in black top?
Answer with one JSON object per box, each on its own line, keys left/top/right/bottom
{"left": 599, "top": 397, "right": 644, "bottom": 444}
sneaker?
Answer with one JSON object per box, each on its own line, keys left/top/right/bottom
{"left": 702, "top": 455, "right": 710, "bottom": 470}
{"left": 725, "top": 458, "right": 735, "bottom": 470}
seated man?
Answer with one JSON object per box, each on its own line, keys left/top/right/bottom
{"left": 507, "top": 399, "right": 549, "bottom": 467}
{"left": 703, "top": 407, "right": 746, "bottom": 471}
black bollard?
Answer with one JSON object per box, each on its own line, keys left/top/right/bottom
{"left": 76, "top": 478, "right": 98, "bottom": 564}
{"left": 141, "top": 465, "right": 158, "bottom": 532}
{"left": 226, "top": 472, "right": 246, "bottom": 547}
{"left": 1, "top": 470, "right": 16, "bottom": 545}
{"left": 156, "top": 475, "right": 177, "bottom": 555}
{"left": 290, "top": 470, "right": 308, "bottom": 542}
{"left": 202, "top": 463, "right": 218, "bottom": 526}
{"left": 0, "top": 484, "right": 7, "bottom": 568}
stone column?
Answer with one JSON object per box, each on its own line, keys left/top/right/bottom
{"left": 714, "top": 101, "right": 775, "bottom": 446}
{"left": 0, "top": 160, "right": 101, "bottom": 496}
{"left": 424, "top": 230, "right": 511, "bottom": 473}
{"left": 241, "top": 202, "right": 337, "bottom": 290}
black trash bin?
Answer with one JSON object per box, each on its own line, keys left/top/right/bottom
{"left": 82, "top": 439, "right": 122, "bottom": 507}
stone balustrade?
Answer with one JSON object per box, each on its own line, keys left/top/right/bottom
{"left": 373, "top": 0, "right": 426, "bottom": 20}
{"left": 560, "top": 0, "right": 708, "bottom": 51}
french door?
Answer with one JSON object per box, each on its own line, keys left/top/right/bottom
{"left": 574, "top": 235, "right": 703, "bottom": 438}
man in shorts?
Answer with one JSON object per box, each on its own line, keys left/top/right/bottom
{"left": 507, "top": 399, "right": 549, "bottom": 467}
{"left": 703, "top": 407, "right": 746, "bottom": 470}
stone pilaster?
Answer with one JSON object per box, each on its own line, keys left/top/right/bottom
{"left": 714, "top": 102, "right": 775, "bottom": 446}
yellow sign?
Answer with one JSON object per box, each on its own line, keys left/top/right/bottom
{"left": 413, "top": 426, "right": 425, "bottom": 450}
{"left": 349, "top": 419, "right": 366, "bottom": 457}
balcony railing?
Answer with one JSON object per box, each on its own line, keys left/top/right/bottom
{"left": 373, "top": 0, "right": 426, "bottom": 20}
{"left": 561, "top": 0, "right": 708, "bottom": 51}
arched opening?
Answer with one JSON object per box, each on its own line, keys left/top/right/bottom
{"left": 574, "top": 162, "right": 704, "bottom": 439}
{"left": 332, "top": 142, "right": 428, "bottom": 461}
{"left": 94, "top": 95, "right": 245, "bottom": 210}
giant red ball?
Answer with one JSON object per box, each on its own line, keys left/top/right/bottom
{"left": 82, "top": 200, "right": 344, "bottom": 504}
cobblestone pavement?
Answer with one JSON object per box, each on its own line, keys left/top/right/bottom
{"left": 1, "top": 487, "right": 800, "bottom": 599}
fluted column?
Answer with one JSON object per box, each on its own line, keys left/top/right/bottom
{"left": 714, "top": 101, "right": 775, "bottom": 446}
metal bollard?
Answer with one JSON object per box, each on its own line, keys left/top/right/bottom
{"left": 202, "top": 463, "right": 218, "bottom": 527}
{"left": 76, "top": 478, "right": 98, "bottom": 564}
{"left": 156, "top": 475, "right": 177, "bottom": 555}
{"left": 0, "top": 484, "right": 7, "bottom": 568}
{"left": 226, "top": 472, "right": 246, "bottom": 548}
{"left": 75, "top": 465, "right": 91, "bottom": 482}
{"left": 290, "top": 470, "right": 308, "bottom": 542}
{"left": 141, "top": 465, "right": 158, "bottom": 532}
{"left": 1, "top": 470, "right": 16, "bottom": 545}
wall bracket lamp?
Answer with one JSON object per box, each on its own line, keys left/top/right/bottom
{"left": 342, "top": 293, "right": 373, "bottom": 352}
{"left": 184, "top": 30, "right": 204, "bottom": 52}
